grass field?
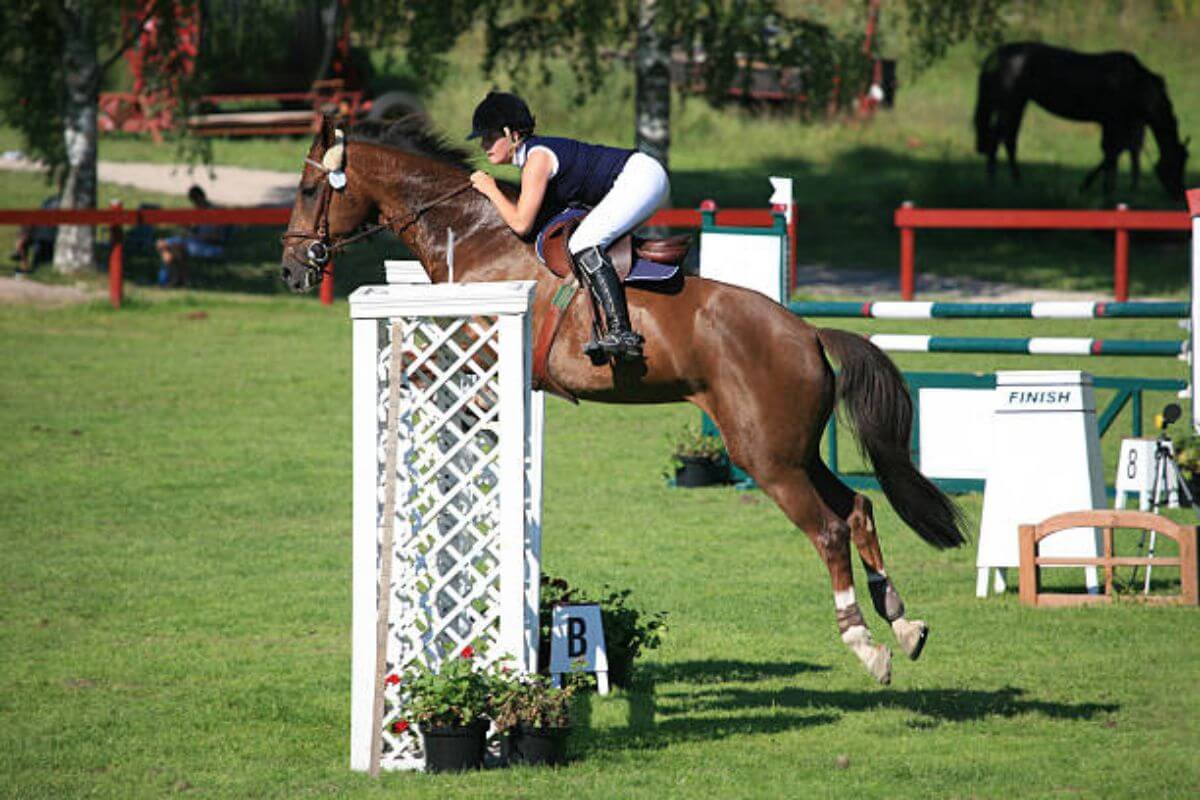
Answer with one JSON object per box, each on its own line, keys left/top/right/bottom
{"left": 1, "top": 296, "right": 1198, "bottom": 799}
{"left": 4, "top": 2, "right": 1200, "bottom": 296}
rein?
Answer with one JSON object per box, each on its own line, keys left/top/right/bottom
{"left": 281, "top": 154, "right": 472, "bottom": 274}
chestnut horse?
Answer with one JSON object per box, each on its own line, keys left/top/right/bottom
{"left": 280, "top": 116, "right": 966, "bottom": 684}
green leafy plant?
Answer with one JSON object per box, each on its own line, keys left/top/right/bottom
{"left": 1172, "top": 433, "right": 1200, "bottom": 480}
{"left": 665, "top": 421, "right": 727, "bottom": 473}
{"left": 538, "top": 576, "right": 668, "bottom": 689}
{"left": 392, "top": 645, "right": 496, "bottom": 730}
{"left": 491, "top": 671, "right": 588, "bottom": 732}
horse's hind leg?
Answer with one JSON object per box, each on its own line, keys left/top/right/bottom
{"left": 1000, "top": 99, "right": 1027, "bottom": 183}
{"left": 1129, "top": 125, "right": 1144, "bottom": 191}
{"left": 810, "top": 460, "right": 929, "bottom": 661}
{"left": 754, "top": 463, "right": 893, "bottom": 684}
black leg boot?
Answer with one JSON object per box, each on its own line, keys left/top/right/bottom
{"left": 573, "top": 246, "right": 644, "bottom": 361}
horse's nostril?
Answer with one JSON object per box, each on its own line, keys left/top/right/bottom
{"left": 282, "top": 267, "right": 293, "bottom": 282}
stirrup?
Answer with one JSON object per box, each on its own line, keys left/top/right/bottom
{"left": 598, "top": 330, "right": 644, "bottom": 361}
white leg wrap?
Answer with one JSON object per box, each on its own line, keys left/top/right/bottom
{"left": 891, "top": 617, "right": 928, "bottom": 661}
{"left": 841, "top": 625, "right": 892, "bottom": 684}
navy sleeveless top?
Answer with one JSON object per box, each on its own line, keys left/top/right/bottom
{"left": 522, "top": 135, "right": 634, "bottom": 214}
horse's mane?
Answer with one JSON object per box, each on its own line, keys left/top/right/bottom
{"left": 347, "top": 115, "right": 474, "bottom": 172}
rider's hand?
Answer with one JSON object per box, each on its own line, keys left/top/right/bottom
{"left": 470, "top": 170, "right": 498, "bottom": 198}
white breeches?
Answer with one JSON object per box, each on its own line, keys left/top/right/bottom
{"left": 567, "top": 152, "right": 670, "bottom": 255}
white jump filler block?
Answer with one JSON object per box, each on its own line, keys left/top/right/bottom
{"left": 348, "top": 280, "right": 542, "bottom": 772}
{"left": 977, "top": 371, "right": 1104, "bottom": 597}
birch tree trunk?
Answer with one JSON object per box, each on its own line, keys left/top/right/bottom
{"left": 53, "top": 0, "right": 100, "bottom": 274}
{"left": 634, "top": 0, "right": 670, "bottom": 172}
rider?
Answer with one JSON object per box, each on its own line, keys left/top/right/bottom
{"left": 466, "top": 91, "right": 669, "bottom": 361}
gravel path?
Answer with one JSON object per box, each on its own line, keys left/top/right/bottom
{"left": 2, "top": 155, "right": 1125, "bottom": 304}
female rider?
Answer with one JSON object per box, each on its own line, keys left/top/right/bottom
{"left": 467, "top": 91, "right": 669, "bottom": 362}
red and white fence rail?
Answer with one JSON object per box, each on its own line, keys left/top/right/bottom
{"left": 895, "top": 202, "right": 1192, "bottom": 302}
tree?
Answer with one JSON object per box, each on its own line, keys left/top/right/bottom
{"left": 474, "top": 0, "right": 1007, "bottom": 169}
{"left": 0, "top": 0, "right": 190, "bottom": 273}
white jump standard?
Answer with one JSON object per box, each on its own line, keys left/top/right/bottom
{"left": 348, "top": 280, "right": 542, "bottom": 773}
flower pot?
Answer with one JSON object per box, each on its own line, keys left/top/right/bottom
{"left": 420, "top": 720, "right": 488, "bottom": 773}
{"left": 674, "top": 456, "right": 728, "bottom": 488}
{"left": 506, "top": 724, "right": 570, "bottom": 766}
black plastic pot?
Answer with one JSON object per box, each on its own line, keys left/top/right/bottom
{"left": 505, "top": 724, "right": 570, "bottom": 766}
{"left": 674, "top": 456, "right": 729, "bottom": 487}
{"left": 421, "top": 720, "right": 488, "bottom": 773}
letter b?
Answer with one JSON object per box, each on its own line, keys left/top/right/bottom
{"left": 567, "top": 617, "right": 587, "bottom": 658}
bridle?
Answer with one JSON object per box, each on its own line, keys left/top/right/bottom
{"left": 280, "top": 151, "right": 472, "bottom": 284}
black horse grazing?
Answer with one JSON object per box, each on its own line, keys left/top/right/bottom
{"left": 974, "top": 42, "right": 1189, "bottom": 199}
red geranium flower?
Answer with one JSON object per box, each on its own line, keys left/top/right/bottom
{"left": 460, "top": 645, "right": 475, "bottom": 659}
{"left": 384, "top": 673, "right": 401, "bottom": 686}
{"left": 392, "top": 719, "right": 410, "bottom": 733}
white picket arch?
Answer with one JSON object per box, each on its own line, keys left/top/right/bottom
{"left": 347, "top": 278, "right": 544, "bottom": 772}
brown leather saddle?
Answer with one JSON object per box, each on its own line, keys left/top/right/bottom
{"left": 538, "top": 213, "right": 692, "bottom": 280}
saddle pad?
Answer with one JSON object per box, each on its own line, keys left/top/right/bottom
{"left": 627, "top": 258, "right": 679, "bottom": 284}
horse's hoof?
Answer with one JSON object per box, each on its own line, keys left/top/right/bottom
{"left": 867, "top": 645, "right": 892, "bottom": 685}
{"left": 893, "top": 618, "right": 928, "bottom": 661}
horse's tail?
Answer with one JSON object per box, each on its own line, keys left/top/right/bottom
{"left": 974, "top": 50, "right": 1002, "bottom": 154}
{"left": 816, "top": 328, "right": 967, "bottom": 549}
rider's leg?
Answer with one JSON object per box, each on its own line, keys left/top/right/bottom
{"left": 568, "top": 152, "right": 669, "bottom": 359}
{"left": 573, "top": 246, "right": 638, "bottom": 345}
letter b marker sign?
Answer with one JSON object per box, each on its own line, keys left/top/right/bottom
{"left": 549, "top": 604, "right": 609, "bottom": 695}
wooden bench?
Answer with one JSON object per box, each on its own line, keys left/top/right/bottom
{"left": 1019, "top": 510, "right": 1198, "bottom": 607}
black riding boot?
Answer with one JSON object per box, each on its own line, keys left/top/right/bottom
{"left": 573, "top": 246, "right": 644, "bottom": 361}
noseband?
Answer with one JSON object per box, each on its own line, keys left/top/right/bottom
{"left": 281, "top": 154, "right": 472, "bottom": 284}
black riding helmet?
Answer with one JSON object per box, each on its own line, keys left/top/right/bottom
{"left": 466, "top": 92, "right": 535, "bottom": 140}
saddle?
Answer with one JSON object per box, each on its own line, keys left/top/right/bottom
{"left": 537, "top": 209, "right": 692, "bottom": 281}
{"left": 531, "top": 208, "right": 691, "bottom": 401}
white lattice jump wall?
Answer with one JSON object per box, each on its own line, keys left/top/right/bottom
{"left": 348, "top": 280, "right": 544, "bottom": 773}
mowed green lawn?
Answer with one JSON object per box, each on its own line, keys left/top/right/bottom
{"left": 1, "top": 296, "right": 1197, "bottom": 799}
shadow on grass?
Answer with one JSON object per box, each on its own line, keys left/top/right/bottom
{"left": 574, "top": 658, "right": 1119, "bottom": 754}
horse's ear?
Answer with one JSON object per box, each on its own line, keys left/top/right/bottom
{"left": 320, "top": 115, "right": 338, "bottom": 148}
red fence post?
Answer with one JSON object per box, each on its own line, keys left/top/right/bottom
{"left": 320, "top": 260, "right": 335, "bottom": 305}
{"left": 108, "top": 201, "right": 124, "bottom": 309}
{"left": 787, "top": 211, "right": 798, "bottom": 298}
{"left": 1114, "top": 203, "right": 1129, "bottom": 302}
{"left": 899, "top": 200, "right": 915, "bottom": 300}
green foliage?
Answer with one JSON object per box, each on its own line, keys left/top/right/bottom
{"left": 1171, "top": 433, "right": 1200, "bottom": 479}
{"left": 540, "top": 576, "right": 668, "bottom": 687}
{"left": 395, "top": 646, "right": 497, "bottom": 729}
{"left": 491, "top": 672, "right": 588, "bottom": 732}
{"left": 666, "top": 421, "right": 727, "bottom": 465}
{"left": 902, "top": 0, "right": 1009, "bottom": 74}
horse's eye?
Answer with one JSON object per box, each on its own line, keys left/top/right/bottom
{"left": 301, "top": 183, "right": 319, "bottom": 197}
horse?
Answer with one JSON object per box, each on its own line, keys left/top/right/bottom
{"left": 973, "top": 42, "right": 1189, "bottom": 200}
{"left": 280, "top": 115, "right": 967, "bottom": 685}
